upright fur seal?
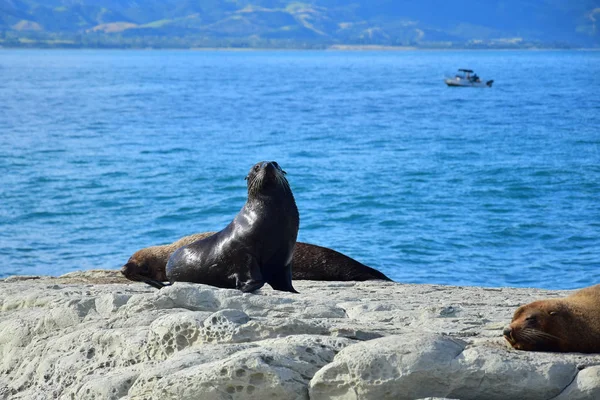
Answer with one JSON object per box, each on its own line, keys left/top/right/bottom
{"left": 504, "top": 284, "right": 600, "bottom": 353}
{"left": 166, "top": 161, "right": 299, "bottom": 293}
{"left": 122, "top": 234, "right": 391, "bottom": 288}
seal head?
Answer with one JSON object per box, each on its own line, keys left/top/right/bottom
{"left": 122, "top": 249, "right": 169, "bottom": 289}
{"left": 503, "top": 299, "right": 568, "bottom": 352}
{"left": 504, "top": 284, "right": 600, "bottom": 353}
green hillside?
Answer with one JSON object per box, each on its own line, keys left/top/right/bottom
{"left": 0, "top": 1, "right": 598, "bottom": 48}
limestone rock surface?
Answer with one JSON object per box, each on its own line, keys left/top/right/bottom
{"left": 0, "top": 270, "right": 598, "bottom": 399}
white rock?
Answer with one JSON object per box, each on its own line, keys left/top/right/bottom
{"left": 127, "top": 335, "right": 354, "bottom": 400}
{"left": 552, "top": 365, "right": 600, "bottom": 400}
{"left": 95, "top": 293, "right": 131, "bottom": 318}
{"left": 200, "top": 309, "right": 250, "bottom": 343}
{"left": 309, "top": 334, "right": 466, "bottom": 400}
{"left": 161, "top": 283, "right": 222, "bottom": 311}
{"left": 1, "top": 273, "right": 599, "bottom": 399}
{"left": 146, "top": 311, "right": 212, "bottom": 359}
{"left": 449, "top": 343, "right": 580, "bottom": 400}
{"left": 310, "top": 334, "right": 599, "bottom": 400}
{"left": 66, "top": 367, "right": 141, "bottom": 400}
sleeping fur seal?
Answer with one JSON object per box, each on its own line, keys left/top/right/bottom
{"left": 121, "top": 232, "right": 214, "bottom": 289}
{"left": 504, "top": 284, "right": 600, "bottom": 353}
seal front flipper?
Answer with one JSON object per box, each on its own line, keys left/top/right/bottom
{"left": 142, "top": 278, "right": 170, "bottom": 290}
{"left": 237, "top": 279, "right": 265, "bottom": 293}
{"left": 266, "top": 263, "right": 298, "bottom": 293}
{"left": 233, "top": 258, "right": 265, "bottom": 293}
{"left": 234, "top": 272, "right": 265, "bottom": 293}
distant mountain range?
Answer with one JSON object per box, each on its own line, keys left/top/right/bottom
{"left": 1, "top": 1, "right": 599, "bottom": 48}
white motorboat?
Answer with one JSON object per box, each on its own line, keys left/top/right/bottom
{"left": 445, "top": 69, "right": 493, "bottom": 87}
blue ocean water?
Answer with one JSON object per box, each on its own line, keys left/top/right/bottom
{"left": 0, "top": 49, "right": 599, "bottom": 289}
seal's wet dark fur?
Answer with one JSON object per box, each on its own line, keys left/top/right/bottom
{"left": 166, "top": 161, "right": 299, "bottom": 293}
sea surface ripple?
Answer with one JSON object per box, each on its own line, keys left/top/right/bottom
{"left": 1, "top": 49, "right": 599, "bottom": 289}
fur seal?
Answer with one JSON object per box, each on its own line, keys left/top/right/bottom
{"left": 503, "top": 284, "right": 600, "bottom": 353}
{"left": 121, "top": 232, "right": 214, "bottom": 289}
{"left": 291, "top": 242, "right": 391, "bottom": 281}
{"left": 165, "top": 161, "right": 299, "bottom": 293}
{"left": 122, "top": 234, "right": 391, "bottom": 288}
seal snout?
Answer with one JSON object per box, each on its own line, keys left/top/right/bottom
{"left": 261, "top": 161, "right": 280, "bottom": 173}
{"left": 247, "top": 161, "right": 289, "bottom": 195}
{"left": 503, "top": 326, "right": 515, "bottom": 342}
{"left": 120, "top": 262, "right": 133, "bottom": 278}
{"left": 121, "top": 260, "right": 145, "bottom": 279}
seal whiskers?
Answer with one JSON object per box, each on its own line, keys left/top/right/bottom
{"left": 516, "top": 328, "right": 561, "bottom": 344}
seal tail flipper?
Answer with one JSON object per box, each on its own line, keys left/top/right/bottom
{"left": 366, "top": 266, "right": 393, "bottom": 281}
{"left": 266, "top": 263, "right": 298, "bottom": 293}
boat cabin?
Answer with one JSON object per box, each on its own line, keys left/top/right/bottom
{"left": 455, "top": 69, "right": 481, "bottom": 83}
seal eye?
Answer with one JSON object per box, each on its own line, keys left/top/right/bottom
{"left": 525, "top": 315, "right": 536, "bottom": 322}
{"left": 139, "top": 263, "right": 148, "bottom": 274}
{"left": 254, "top": 164, "right": 260, "bottom": 171}
{"left": 549, "top": 311, "right": 557, "bottom": 316}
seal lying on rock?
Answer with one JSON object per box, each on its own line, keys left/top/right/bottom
{"left": 166, "top": 161, "right": 299, "bottom": 293}
{"left": 121, "top": 232, "right": 214, "bottom": 289}
{"left": 504, "top": 284, "right": 600, "bottom": 353}
{"left": 122, "top": 234, "right": 392, "bottom": 289}
{"left": 289, "top": 242, "right": 391, "bottom": 282}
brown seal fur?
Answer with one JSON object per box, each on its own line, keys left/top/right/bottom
{"left": 122, "top": 232, "right": 214, "bottom": 289}
{"left": 504, "top": 284, "right": 600, "bottom": 353}
{"left": 122, "top": 234, "right": 391, "bottom": 289}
